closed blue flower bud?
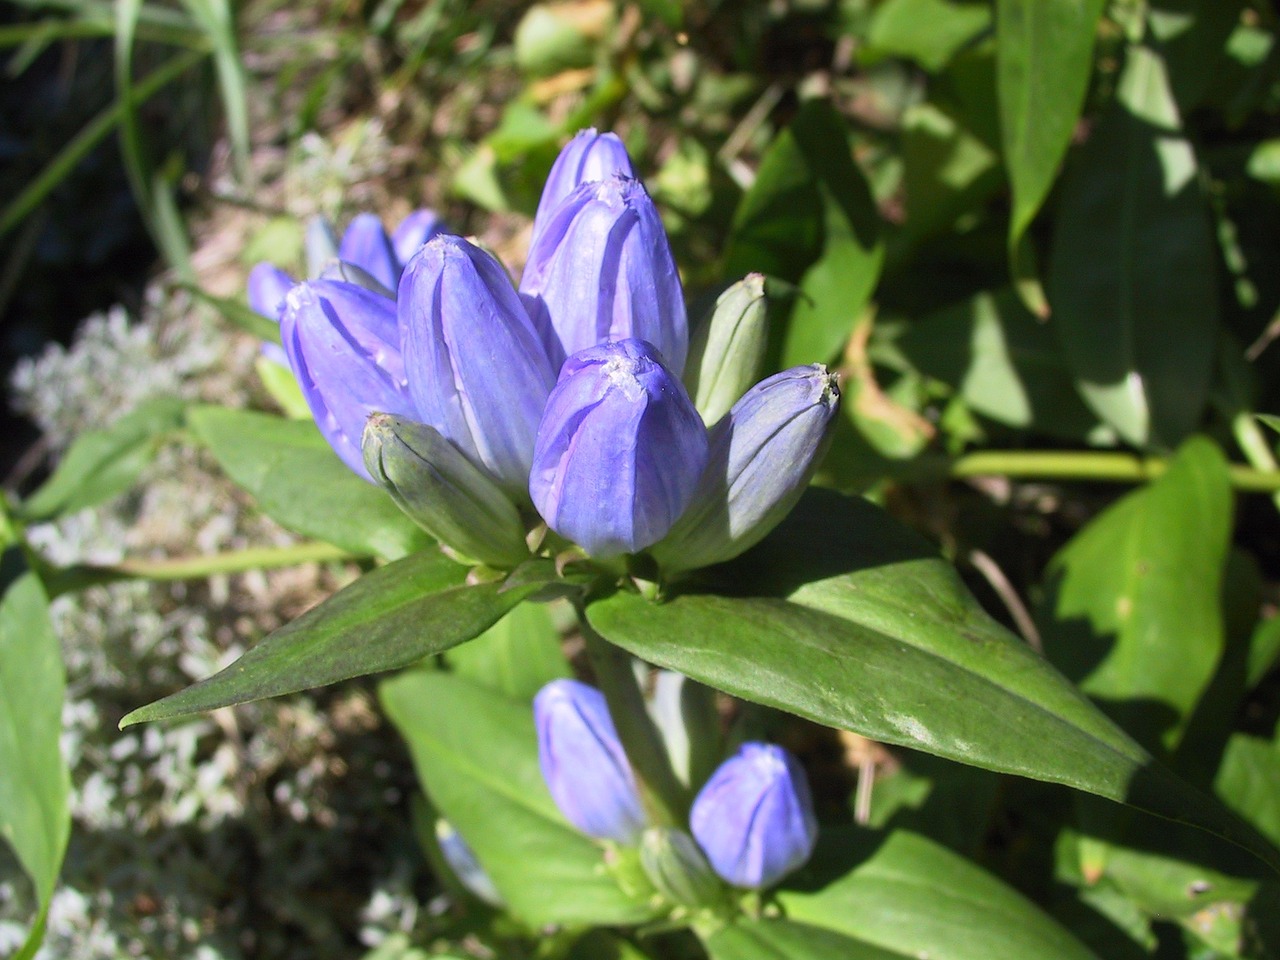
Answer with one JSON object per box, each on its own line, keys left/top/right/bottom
{"left": 247, "top": 262, "right": 296, "bottom": 320}
{"left": 391, "top": 208, "right": 448, "bottom": 265}
{"left": 534, "top": 679, "right": 646, "bottom": 843}
{"left": 400, "top": 235, "right": 557, "bottom": 496}
{"left": 652, "top": 365, "right": 840, "bottom": 573}
{"left": 690, "top": 743, "right": 818, "bottom": 889}
{"left": 520, "top": 177, "right": 688, "bottom": 374}
{"left": 435, "top": 819, "right": 504, "bottom": 907}
{"left": 529, "top": 339, "right": 708, "bottom": 559}
{"left": 530, "top": 128, "right": 635, "bottom": 253}
{"left": 280, "top": 280, "right": 414, "bottom": 479}
{"left": 339, "top": 212, "right": 400, "bottom": 292}
{"left": 305, "top": 216, "right": 339, "bottom": 277}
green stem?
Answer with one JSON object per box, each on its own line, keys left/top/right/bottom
{"left": 44, "top": 541, "right": 357, "bottom": 597}
{"left": 576, "top": 604, "right": 689, "bottom": 828}
{"left": 1229, "top": 413, "right": 1280, "bottom": 513}
{"left": 948, "top": 450, "right": 1280, "bottom": 492}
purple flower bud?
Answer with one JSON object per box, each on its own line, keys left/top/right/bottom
{"left": 391, "top": 208, "right": 449, "bottom": 266}
{"left": 534, "top": 679, "right": 646, "bottom": 843}
{"left": 529, "top": 339, "right": 708, "bottom": 559}
{"left": 247, "top": 262, "right": 296, "bottom": 320}
{"left": 530, "top": 128, "right": 635, "bottom": 253}
{"left": 280, "top": 280, "right": 414, "bottom": 480}
{"left": 652, "top": 365, "right": 840, "bottom": 573}
{"left": 690, "top": 743, "right": 818, "bottom": 889}
{"left": 400, "top": 235, "right": 556, "bottom": 496}
{"left": 520, "top": 177, "right": 687, "bottom": 375}
{"left": 339, "top": 212, "right": 400, "bottom": 292}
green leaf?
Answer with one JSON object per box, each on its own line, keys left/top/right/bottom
{"left": 120, "top": 552, "right": 547, "bottom": 726}
{"left": 445, "top": 600, "right": 569, "bottom": 701}
{"left": 779, "top": 829, "right": 1099, "bottom": 960}
{"left": 784, "top": 103, "right": 885, "bottom": 367}
{"left": 900, "top": 101, "right": 1002, "bottom": 242}
{"left": 1217, "top": 733, "right": 1280, "bottom": 850}
{"left": 587, "top": 489, "right": 1280, "bottom": 874}
{"left": 381, "top": 670, "right": 659, "bottom": 927}
{"left": 188, "top": 406, "right": 430, "bottom": 560}
{"left": 1047, "top": 44, "right": 1218, "bottom": 448}
{"left": 1039, "top": 437, "right": 1232, "bottom": 753}
{"left": 705, "top": 918, "right": 902, "bottom": 960}
{"left": 635, "top": 0, "right": 681, "bottom": 30}
{"left": 253, "top": 356, "right": 311, "bottom": 420}
{"left": 18, "top": 396, "right": 186, "bottom": 522}
{"left": 0, "top": 569, "right": 71, "bottom": 953}
{"left": 997, "top": 0, "right": 1106, "bottom": 250}
{"left": 867, "top": 0, "right": 991, "bottom": 73}
{"left": 898, "top": 287, "right": 1102, "bottom": 438}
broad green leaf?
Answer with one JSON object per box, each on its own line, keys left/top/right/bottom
{"left": 18, "top": 396, "right": 186, "bottom": 522}
{"left": 779, "top": 829, "right": 1099, "bottom": 960}
{"left": 867, "top": 0, "right": 991, "bottom": 73}
{"left": 381, "top": 670, "right": 659, "bottom": 927}
{"left": 1217, "top": 733, "right": 1280, "bottom": 849}
{"left": 705, "top": 918, "right": 902, "bottom": 960}
{"left": 785, "top": 103, "right": 884, "bottom": 367}
{"left": 997, "top": 0, "right": 1106, "bottom": 251}
{"left": 588, "top": 489, "right": 1280, "bottom": 874}
{"left": 900, "top": 102, "right": 1002, "bottom": 242}
{"left": 1039, "top": 437, "right": 1232, "bottom": 752}
{"left": 898, "top": 288, "right": 1101, "bottom": 438}
{"left": 0, "top": 570, "right": 70, "bottom": 953}
{"left": 189, "top": 406, "right": 430, "bottom": 560}
{"left": 445, "top": 600, "right": 569, "bottom": 700}
{"left": 120, "top": 552, "right": 547, "bottom": 726}
{"left": 1047, "top": 45, "right": 1218, "bottom": 448}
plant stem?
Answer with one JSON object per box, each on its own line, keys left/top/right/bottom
{"left": 948, "top": 450, "right": 1280, "bottom": 492}
{"left": 44, "top": 541, "right": 357, "bottom": 597}
{"left": 577, "top": 605, "right": 689, "bottom": 828}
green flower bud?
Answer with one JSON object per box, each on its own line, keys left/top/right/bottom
{"left": 362, "top": 414, "right": 530, "bottom": 568}
{"left": 684, "top": 274, "right": 768, "bottom": 425}
{"left": 639, "top": 827, "right": 725, "bottom": 910}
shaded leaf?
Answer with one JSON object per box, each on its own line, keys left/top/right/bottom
{"left": 705, "top": 918, "right": 901, "bottom": 960}
{"left": 867, "top": 0, "right": 991, "bottom": 73}
{"left": 1047, "top": 44, "right": 1218, "bottom": 447}
{"left": 121, "top": 553, "right": 550, "bottom": 726}
{"left": 445, "top": 600, "right": 570, "bottom": 700}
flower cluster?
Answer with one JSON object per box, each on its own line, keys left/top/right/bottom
{"left": 267, "top": 128, "right": 839, "bottom": 570}
{"left": 534, "top": 679, "right": 818, "bottom": 892}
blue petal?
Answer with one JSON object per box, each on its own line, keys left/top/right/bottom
{"left": 534, "top": 679, "right": 646, "bottom": 843}
{"left": 392, "top": 208, "right": 449, "bottom": 266}
{"left": 690, "top": 743, "right": 817, "bottom": 889}
{"left": 399, "top": 235, "right": 556, "bottom": 496}
{"left": 530, "top": 128, "right": 635, "bottom": 253}
{"left": 530, "top": 339, "right": 707, "bottom": 558}
{"left": 339, "top": 212, "right": 400, "bottom": 291}
{"left": 247, "top": 262, "right": 295, "bottom": 320}
{"left": 520, "top": 177, "right": 688, "bottom": 375}
{"left": 281, "top": 280, "right": 414, "bottom": 479}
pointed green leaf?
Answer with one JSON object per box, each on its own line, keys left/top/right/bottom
{"left": 189, "top": 406, "right": 431, "bottom": 560}
{"left": 998, "top": 0, "right": 1106, "bottom": 247}
{"left": 705, "top": 918, "right": 902, "bottom": 960}
{"left": 1047, "top": 44, "right": 1218, "bottom": 447}
{"left": 120, "top": 552, "right": 548, "bottom": 726}
{"left": 779, "top": 829, "right": 1099, "bottom": 960}
{"left": 18, "top": 396, "right": 186, "bottom": 522}
{"left": 587, "top": 490, "right": 1280, "bottom": 874}
{"left": 0, "top": 569, "right": 70, "bottom": 952}
{"left": 1040, "top": 437, "right": 1232, "bottom": 753}
{"left": 381, "top": 670, "right": 659, "bottom": 927}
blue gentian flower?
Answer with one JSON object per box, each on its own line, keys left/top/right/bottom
{"left": 280, "top": 279, "right": 413, "bottom": 480}
{"left": 247, "top": 262, "right": 296, "bottom": 321}
{"left": 653, "top": 365, "right": 841, "bottom": 572}
{"left": 534, "top": 679, "right": 646, "bottom": 843}
{"left": 338, "top": 212, "right": 400, "bottom": 292}
{"left": 399, "top": 235, "right": 557, "bottom": 497}
{"left": 521, "top": 176, "right": 688, "bottom": 374}
{"left": 529, "top": 127, "right": 635, "bottom": 254}
{"left": 689, "top": 742, "right": 818, "bottom": 889}
{"left": 529, "top": 339, "right": 708, "bottom": 559}
{"left": 391, "top": 208, "right": 448, "bottom": 265}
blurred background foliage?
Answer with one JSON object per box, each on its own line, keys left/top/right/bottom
{"left": 3, "top": 0, "right": 1280, "bottom": 957}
